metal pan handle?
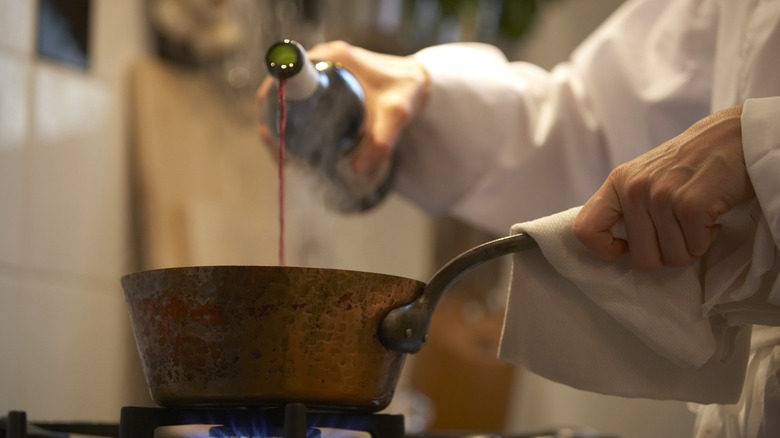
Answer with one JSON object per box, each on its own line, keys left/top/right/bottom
{"left": 378, "top": 233, "right": 538, "bottom": 353}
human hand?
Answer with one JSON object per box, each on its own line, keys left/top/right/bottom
{"left": 572, "top": 106, "right": 755, "bottom": 271}
{"left": 256, "top": 40, "right": 431, "bottom": 178}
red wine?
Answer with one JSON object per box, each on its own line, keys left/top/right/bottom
{"left": 276, "top": 79, "right": 287, "bottom": 266}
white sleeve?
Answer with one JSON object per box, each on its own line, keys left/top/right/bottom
{"left": 709, "top": 97, "right": 780, "bottom": 321}
{"left": 689, "top": 99, "right": 780, "bottom": 438}
{"left": 396, "top": 43, "right": 613, "bottom": 233}
{"left": 743, "top": 97, "right": 780, "bottom": 249}
{"left": 394, "top": 0, "right": 717, "bottom": 234}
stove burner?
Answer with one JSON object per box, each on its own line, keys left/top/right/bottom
{"left": 119, "top": 405, "right": 403, "bottom": 438}
{"left": 207, "top": 425, "right": 321, "bottom": 438}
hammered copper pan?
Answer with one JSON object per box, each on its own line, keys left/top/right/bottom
{"left": 121, "top": 233, "right": 537, "bottom": 412}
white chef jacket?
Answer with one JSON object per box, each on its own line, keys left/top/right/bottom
{"left": 394, "top": 0, "right": 780, "bottom": 437}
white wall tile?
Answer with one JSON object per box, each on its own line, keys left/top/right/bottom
{"left": 90, "top": 1, "right": 148, "bottom": 84}
{"left": 0, "top": 275, "right": 25, "bottom": 410}
{"left": 0, "top": 63, "right": 29, "bottom": 268}
{"left": 0, "top": 144, "right": 27, "bottom": 267}
{"left": 0, "top": 0, "right": 34, "bottom": 54}
{"left": 0, "top": 57, "right": 30, "bottom": 267}
{"left": 32, "top": 65, "right": 110, "bottom": 145}
{"left": 0, "top": 56, "right": 30, "bottom": 150}
{"left": 4, "top": 278, "right": 131, "bottom": 420}
{"left": 27, "top": 65, "right": 128, "bottom": 279}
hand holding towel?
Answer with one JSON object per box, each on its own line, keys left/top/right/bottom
{"left": 498, "top": 205, "right": 774, "bottom": 404}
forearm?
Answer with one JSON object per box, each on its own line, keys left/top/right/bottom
{"left": 395, "top": 43, "right": 612, "bottom": 234}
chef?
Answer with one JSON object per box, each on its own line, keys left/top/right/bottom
{"left": 257, "top": 0, "right": 780, "bottom": 436}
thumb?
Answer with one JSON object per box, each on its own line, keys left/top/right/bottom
{"left": 573, "top": 184, "right": 628, "bottom": 260}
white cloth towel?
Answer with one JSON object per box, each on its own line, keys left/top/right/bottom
{"left": 498, "top": 206, "right": 764, "bottom": 404}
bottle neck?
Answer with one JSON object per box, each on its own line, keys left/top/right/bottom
{"left": 282, "top": 59, "right": 319, "bottom": 101}
{"left": 266, "top": 39, "right": 320, "bottom": 101}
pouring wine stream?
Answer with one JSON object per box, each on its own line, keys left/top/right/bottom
{"left": 276, "top": 78, "right": 287, "bottom": 266}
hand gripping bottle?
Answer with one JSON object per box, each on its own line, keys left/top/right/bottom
{"left": 264, "top": 39, "right": 393, "bottom": 212}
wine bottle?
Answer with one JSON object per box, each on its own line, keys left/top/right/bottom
{"left": 265, "top": 39, "right": 393, "bottom": 212}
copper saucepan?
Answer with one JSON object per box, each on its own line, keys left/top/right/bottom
{"left": 121, "top": 233, "right": 537, "bottom": 412}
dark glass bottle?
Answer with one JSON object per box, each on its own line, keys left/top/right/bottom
{"left": 265, "top": 39, "right": 393, "bottom": 212}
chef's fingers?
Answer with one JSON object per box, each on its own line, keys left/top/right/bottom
{"left": 307, "top": 41, "right": 346, "bottom": 62}
{"left": 351, "top": 136, "right": 392, "bottom": 178}
{"left": 621, "top": 204, "right": 664, "bottom": 272}
{"left": 648, "top": 202, "right": 693, "bottom": 268}
{"left": 681, "top": 219, "right": 721, "bottom": 258}
{"left": 255, "top": 77, "right": 276, "bottom": 147}
{"left": 256, "top": 75, "right": 279, "bottom": 156}
{"left": 258, "top": 124, "right": 275, "bottom": 152}
{"left": 573, "top": 183, "right": 628, "bottom": 261}
{"left": 676, "top": 194, "right": 726, "bottom": 257}
{"left": 352, "top": 92, "right": 414, "bottom": 176}
{"left": 308, "top": 41, "right": 365, "bottom": 75}
{"left": 256, "top": 76, "right": 274, "bottom": 106}
{"left": 613, "top": 162, "right": 666, "bottom": 271}
{"left": 687, "top": 223, "right": 721, "bottom": 256}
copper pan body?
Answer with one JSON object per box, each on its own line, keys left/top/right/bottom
{"left": 121, "top": 265, "right": 424, "bottom": 412}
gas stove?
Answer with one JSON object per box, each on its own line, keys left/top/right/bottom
{"left": 1, "top": 406, "right": 617, "bottom": 438}
{"left": 115, "top": 405, "right": 404, "bottom": 438}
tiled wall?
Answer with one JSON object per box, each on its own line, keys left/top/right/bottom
{"left": 0, "top": 0, "right": 150, "bottom": 421}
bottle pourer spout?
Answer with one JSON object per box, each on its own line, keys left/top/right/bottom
{"left": 266, "top": 39, "right": 305, "bottom": 79}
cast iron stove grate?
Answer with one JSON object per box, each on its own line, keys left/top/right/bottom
{"left": 119, "top": 404, "right": 403, "bottom": 438}
{"left": 0, "top": 411, "right": 117, "bottom": 438}
{"left": 2, "top": 405, "right": 404, "bottom": 438}
{"left": 3, "top": 407, "right": 618, "bottom": 438}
